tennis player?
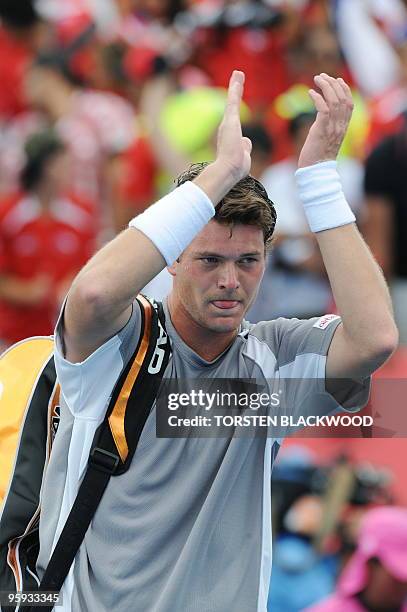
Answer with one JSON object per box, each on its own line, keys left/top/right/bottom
{"left": 37, "top": 71, "right": 398, "bottom": 611}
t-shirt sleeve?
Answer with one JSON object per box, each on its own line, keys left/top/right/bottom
{"left": 251, "top": 314, "right": 371, "bottom": 416}
{"left": 53, "top": 299, "right": 142, "bottom": 419}
{"left": 274, "top": 314, "right": 341, "bottom": 374}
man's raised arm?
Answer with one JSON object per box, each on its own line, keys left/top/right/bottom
{"left": 62, "top": 71, "right": 252, "bottom": 363}
{"left": 295, "top": 73, "right": 398, "bottom": 380}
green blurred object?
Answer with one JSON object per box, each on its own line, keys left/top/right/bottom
{"left": 274, "top": 84, "right": 369, "bottom": 159}
{"left": 160, "top": 87, "right": 251, "bottom": 160}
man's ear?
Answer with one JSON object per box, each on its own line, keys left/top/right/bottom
{"left": 167, "top": 258, "right": 180, "bottom": 277}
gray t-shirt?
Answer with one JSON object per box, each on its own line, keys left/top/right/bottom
{"left": 37, "top": 299, "right": 369, "bottom": 612}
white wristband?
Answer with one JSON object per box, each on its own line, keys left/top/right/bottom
{"left": 295, "top": 160, "right": 356, "bottom": 233}
{"left": 129, "top": 181, "right": 215, "bottom": 265}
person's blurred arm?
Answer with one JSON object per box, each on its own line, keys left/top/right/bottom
{"left": 335, "top": 0, "right": 402, "bottom": 97}
{"left": 0, "top": 274, "right": 51, "bottom": 306}
{"left": 140, "top": 72, "right": 190, "bottom": 179}
{"left": 363, "top": 196, "right": 394, "bottom": 278}
{"left": 362, "top": 138, "right": 395, "bottom": 278}
{"left": 110, "top": 138, "right": 159, "bottom": 233}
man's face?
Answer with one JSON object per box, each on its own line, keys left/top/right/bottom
{"left": 168, "top": 220, "right": 266, "bottom": 334}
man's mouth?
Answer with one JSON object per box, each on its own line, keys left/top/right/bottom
{"left": 211, "top": 300, "right": 240, "bottom": 310}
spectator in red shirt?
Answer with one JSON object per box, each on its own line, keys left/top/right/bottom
{"left": 192, "top": 0, "right": 291, "bottom": 111}
{"left": 22, "top": 50, "right": 135, "bottom": 236}
{"left": 0, "top": 129, "right": 95, "bottom": 348}
{"left": 0, "top": 0, "right": 50, "bottom": 120}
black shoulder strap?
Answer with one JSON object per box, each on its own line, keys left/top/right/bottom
{"left": 33, "top": 296, "right": 171, "bottom": 606}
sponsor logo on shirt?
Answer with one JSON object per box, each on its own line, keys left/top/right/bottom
{"left": 313, "top": 314, "right": 340, "bottom": 330}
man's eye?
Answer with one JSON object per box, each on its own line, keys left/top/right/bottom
{"left": 239, "top": 258, "right": 258, "bottom": 264}
{"left": 201, "top": 257, "right": 219, "bottom": 264}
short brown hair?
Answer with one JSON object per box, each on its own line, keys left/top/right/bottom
{"left": 176, "top": 162, "right": 277, "bottom": 250}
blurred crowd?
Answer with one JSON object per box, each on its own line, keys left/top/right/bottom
{"left": 269, "top": 444, "right": 407, "bottom": 611}
{"left": 1, "top": 0, "right": 407, "bottom": 350}
{"left": 1, "top": 1, "right": 407, "bottom": 609}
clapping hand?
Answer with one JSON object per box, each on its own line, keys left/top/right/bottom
{"left": 298, "top": 73, "right": 354, "bottom": 169}
{"left": 215, "top": 70, "right": 252, "bottom": 182}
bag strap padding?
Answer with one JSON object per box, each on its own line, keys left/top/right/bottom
{"left": 0, "top": 337, "right": 55, "bottom": 505}
{"left": 107, "top": 293, "right": 154, "bottom": 463}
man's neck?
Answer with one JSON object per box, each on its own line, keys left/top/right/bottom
{"left": 34, "top": 183, "right": 57, "bottom": 211}
{"left": 47, "top": 86, "right": 75, "bottom": 121}
{"left": 167, "top": 295, "right": 238, "bottom": 362}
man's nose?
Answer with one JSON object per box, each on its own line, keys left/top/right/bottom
{"left": 217, "top": 262, "right": 240, "bottom": 291}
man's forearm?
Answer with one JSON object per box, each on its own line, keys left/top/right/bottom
{"left": 193, "top": 160, "right": 241, "bottom": 204}
{"left": 67, "top": 229, "right": 165, "bottom": 325}
{"left": 315, "top": 223, "right": 397, "bottom": 354}
{"left": 295, "top": 161, "right": 398, "bottom": 369}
